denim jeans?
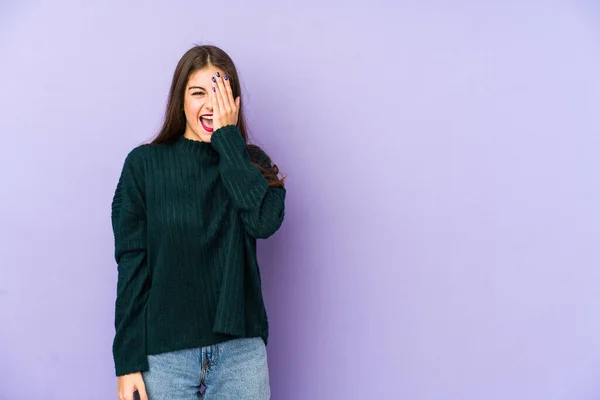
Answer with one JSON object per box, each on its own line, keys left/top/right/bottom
{"left": 140, "top": 337, "right": 270, "bottom": 400}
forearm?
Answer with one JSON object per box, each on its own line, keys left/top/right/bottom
{"left": 211, "top": 125, "right": 286, "bottom": 238}
{"left": 113, "top": 251, "right": 150, "bottom": 376}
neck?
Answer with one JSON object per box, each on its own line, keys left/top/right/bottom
{"left": 183, "top": 128, "right": 209, "bottom": 143}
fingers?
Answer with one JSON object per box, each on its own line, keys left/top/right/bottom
{"left": 117, "top": 374, "right": 147, "bottom": 400}
{"left": 120, "top": 386, "right": 146, "bottom": 400}
{"left": 216, "top": 73, "right": 231, "bottom": 111}
{"left": 137, "top": 385, "right": 149, "bottom": 400}
{"left": 120, "top": 388, "right": 135, "bottom": 400}
{"left": 212, "top": 74, "right": 226, "bottom": 115}
{"left": 223, "top": 75, "right": 235, "bottom": 110}
{"left": 135, "top": 378, "right": 148, "bottom": 400}
{"left": 212, "top": 72, "right": 240, "bottom": 129}
{"left": 211, "top": 82, "right": 219, "bottom": 116}
{"left": 117, "top": 381, "right": 130, "bottom": 400}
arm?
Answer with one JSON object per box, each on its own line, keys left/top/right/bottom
{"left": 211, "top": 125, "right": 286, "bottom": 239}
{"left": 111, "top": 147, "right": 151, "bottom": 376}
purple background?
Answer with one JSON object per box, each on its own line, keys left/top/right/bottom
{"left": 1, "top": 1, "right": 600, "bottom": 399}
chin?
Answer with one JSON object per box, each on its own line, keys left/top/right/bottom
{"left": 198, "top": 132, "right": 212, "bottom": 142}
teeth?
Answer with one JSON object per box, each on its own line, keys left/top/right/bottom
{"left": 201, "top": 116, "right": 213, "bottom": 120}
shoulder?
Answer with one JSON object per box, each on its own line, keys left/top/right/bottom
{"left": 119, "top": 143, "right": 160, "bottom": 181}
{"left": 122, "top": 144, "right": 150, "bottom": 169}
{"left": 126, "top": 143, "right": 149, "bottom": 160}
{"left": 124, "top": 141, "right": 170, "bottom": 167}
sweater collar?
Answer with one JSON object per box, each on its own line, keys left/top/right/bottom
{"left": 173, "top": 134, "right": 219, "bottom": 162}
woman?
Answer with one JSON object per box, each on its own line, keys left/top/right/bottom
{"left": 111, "top": 44, "right": 286, "bottom": 400}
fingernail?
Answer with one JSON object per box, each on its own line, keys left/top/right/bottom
{"left": 224, "top": 76, "right": 228, "bottom": 81}
{"left": 216, "top": 72, "right": 220, "bottom": 77}
{"left": 212, "top": 77, "right": 216, "bottom": 83}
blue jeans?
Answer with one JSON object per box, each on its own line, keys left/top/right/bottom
{"left": 140, "top": 337, "right": 270, "bottom": 399}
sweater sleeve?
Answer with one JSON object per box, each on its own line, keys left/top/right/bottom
{"left": 110, "top": 147, "right": 150, "bottom": 376}
{"left": 211, "top": 125, "right": 286, "bottom": 239}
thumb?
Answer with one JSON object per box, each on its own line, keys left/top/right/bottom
{"left": 136, "top": 381, "right": 148, "bottom": 400}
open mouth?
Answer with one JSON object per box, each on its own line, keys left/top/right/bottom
{"left": 200, "top": 115, "right": 214, "bottom": 132}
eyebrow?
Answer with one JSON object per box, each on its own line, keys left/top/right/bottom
{"left": 188, "top": 86, "right": 206, "bottom": 91}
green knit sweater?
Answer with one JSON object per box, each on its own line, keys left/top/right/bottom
{"left": 110, "top": 125, "right": 286, "bottom": 377}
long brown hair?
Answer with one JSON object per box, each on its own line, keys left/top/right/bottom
{"left": 151, "top": 44, "right": 284, "bottom": 187}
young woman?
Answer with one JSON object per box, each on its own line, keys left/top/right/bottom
{"left": 111, "top": 44, "right": 286, "bottom": 400}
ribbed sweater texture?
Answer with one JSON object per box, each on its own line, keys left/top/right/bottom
{"left": 110, "top": 125, "right": 286, "bottom": 376}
